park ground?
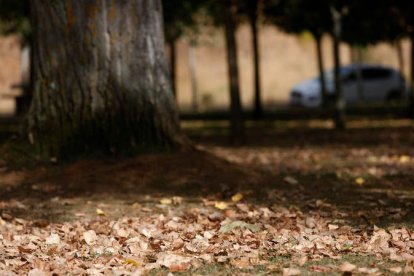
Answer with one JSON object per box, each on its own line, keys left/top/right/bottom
{"left": 0, "top": 119, "right": 414, "bottom": 275}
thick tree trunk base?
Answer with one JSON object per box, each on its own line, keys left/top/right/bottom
{"left": 27, "top": 0, "right": 182, "bottom": 159}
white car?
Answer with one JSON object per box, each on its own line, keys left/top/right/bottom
{"left": 290, "top": 64, "right": 407, "bottom": 108}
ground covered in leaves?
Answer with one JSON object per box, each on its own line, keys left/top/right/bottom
{"left": 1, "top": 120, "right": 414, "bottom": 275}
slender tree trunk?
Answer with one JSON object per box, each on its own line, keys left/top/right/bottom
{"left": 168, "top": 39, "right": 177, "bottom": 98}
{"left": 188, "top": 40, "right": 198, "bottom": 112}
{"left": 248, "top": 0, "right": 263, "bottom": 119}
{"left": 27, "top": 0, "right": 182, "bottom": 158}
{"left": 396, "top": 39, "right": 405, "bottom": 76}
{"left": 355, "top": 45, "right": 364, "bottom": 103}
{"left": 224, "top": 0, "right": 245, "bottom": 144}
{"left": 408, "top": 34, "right": 414, "bottom": 117}
{"left": 331, "top": 7, "right": 346, "bottom": 129}
{"left": 314, "top": 34, "right": 327, "bottom": 107}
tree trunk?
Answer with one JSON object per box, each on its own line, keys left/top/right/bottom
{"left": 168, "top": 39, "right": 177, "bottom": 98}
{"left": 355, "top": 45, "right": 364, "bottom": 103}
{"left": 223, "top": 0, "right": 245, "bottom": 144}
{"left": 408, "top": 34, "right": 414, "bottom": 117}
{"left": 27, "top": 0, "right": 182, "bottom": 158}
{"left": 314, "top": 34, "right": 327, "bottom": 107}
{"left": 188, "top": 40, "right": 198, "bottom": 112}
{"left": 331, "top": 7, "right": 346, "bottom": 129}
{"left": 396, "top": 39, "right": 405, "bottom": 76}
{"left": 249, "top": 0, "right": 263, "bottom": 119}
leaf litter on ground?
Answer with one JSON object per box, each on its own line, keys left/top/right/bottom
{"left": 1, "top": 134, "right": 414, "bottom": 274}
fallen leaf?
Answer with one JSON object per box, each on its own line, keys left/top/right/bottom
{"left": 96, "top": 208, "right": 105, "bottom": 216}
{"left": 404, "top": 266, "right": 414, "bottom": 273}
{"left": 156, "top": 252, "right": 192, "bottom": 269}
{"left": 355, "top": 177, "right": 365, "bottom": 185}
{"left": 368, "top": 227, "right": 391, "bottom": 252}
{"left": 208, "top": 211, "right": 224, "bottom": 221}
{"left": 219, "top": 220, "right": 260, "bottom": 233}
{"left": 340, "top": 262, "right": 356, "bottom": 272}
{"left": 131, "top": 203, "right": 141, "bottom": 209}
{"left": 170, "top": 263, "right": 190, "bottom": 272}
{"left": 124, "top": 259, "right": 141, "bottom": 267}
{"left": 298, "top": 256, "right": 308, "bottom": 266}
{"left": 309, "top": 265, "right": 331, "bottom": 272}
{"left": 389, "top": 267, "right": 402, "bottom": 273}
{"left": 284, "top": 176, "right": 298, "bottom": 185}
{"left": 231, "top": 193, "right": 244, "bottom": 202}
{"left": 231, "top": 258, "right": 251, "bottom": 268}
{"left": 214, "top": 201, "right": 228, "bottom": 210}
{"left": 305, "top": 217, "right": 316, "bottom": 228}
{"left": 45, "top": 233, "right": 60, "bottom": 245}
{"left": 399, "top": 155, "right": 410, "bottom": 163}
{"left": 160, "top": 198, "right": 172, "bottom": 205}
{"left": 28, "top": 269, "right": 46, "bottom": 276}
{"left": 283, "top": 267, "right": 300, "bottom": 276}
{"left": 358, "top": 267, "right": 379, "bottom": 274}
{"left": 18, "top": 246, "right": 33, "bottom": 253}
{"left": 328, "top": 224, "right": 339, "bottom": 230}
{"left": 172, "top": 196, "right": 183, "bottom": 205}
{"left": 83, "top": 230, "right": 97, "bottom": 245}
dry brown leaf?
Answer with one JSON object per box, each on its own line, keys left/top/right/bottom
{"left": 328, "top": 224, "right": 339, "bottom": 231}
{"left": 160, "top": 198, "right": 172, "bottom": 205}
{"left": 305, "top": 217, "right": 316, "bottom": 228}
{"left": 298, "top": 256, "right": 308, "bottom": 266}
{"left": 156, "top": 252, "right": 193, "bottom": 269}
{"left": 389, "top": 267, "right": 402, "bottom": 273}
{"left": 284, "top": 176, "right": 298, "bottom": 185}
{"left": 399, "top": 155, "right": 410, "bottom": 163}
{"left": 28, "top": 269, "right": 46, "bottom": 276}
{"left": 45, "top": 233, "right": 60, "bottom": 245}
{"left": 214, "top": 201, "right": 228, "bottom": 210}
{"left": 282, "top": 267, "right": 301, "bottom": 276}
{"left": 124, "top": 259, "right": 141, "bottom": 267}
{"left": 83, "top": 230, "right": 97, "bottom": 245}
{"left": 339, "top": 262, "right": 356, "bottom": 272}
{"left": 355, "top": 177, "right": 365, "bottom": 185}
{"left": 231, "top": 258, "right": 251, "bottom": 269}
{"left": 96, "top": 208, "right": 105, "bottom": 216}
{"left": 231, "top": 193, "right": 244, "bottom": 202}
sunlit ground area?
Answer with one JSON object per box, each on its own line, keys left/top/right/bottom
{"left": 0, "top": 119, "right": 413, "bottom": 275}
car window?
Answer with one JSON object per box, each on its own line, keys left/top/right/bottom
{"left": 342, "top": 72, "right": 357, "bottom": 82}
{"left": 361, "top": 68, "right": 392, "bottom": 80}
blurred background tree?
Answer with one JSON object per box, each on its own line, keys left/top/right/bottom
{"left": 0, "top": 0, "right": 30, "bottom": 44}
{"left": 264, "top": 0, "right": 331, "bottom": 108}
{"left": 162, "top": 0, "right": 204, "bottom": 98}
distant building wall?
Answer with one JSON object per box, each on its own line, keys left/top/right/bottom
{"left": 0, "top": 35, "right": 22, "bottom": 116}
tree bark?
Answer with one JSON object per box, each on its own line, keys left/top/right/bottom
{"left": 408, "top": 34, "right": 414, "bottom": 117}
{"left": 248, "top": 0, "right": 263, "bottom": 119}
{"left": 396, "top": 39, "right": 405, "bottom": 76}
{"left": 331, "top": 7, "right": 346, "bottom": 129}
{"left": 314, "top": 34, "right": 327, "bottom": 107}
{"left": 168, "top": 39, "right": 177, "bottom": 98}
{"left": 27, "top": 0, "right": 182, "bottom": 158}
{"left": 188, "top": 40, "right": 198, "bottom": 112}
{"left": 223, "top": 0, "right": 245, "bottom": 144}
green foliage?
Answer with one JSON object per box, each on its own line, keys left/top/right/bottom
{"left": 0, "top": 0, "right": 30, "bottom": 43}
{"left": 342, "top": 1, "right": 402, "bottom": 45}
{"left": 162, "top": 0, "right": 204, "bottom": 42}
{"left": 264, "top": 0, "right": 332, "bottom": 38}
{"left": 264, "top": 0, "right": 412, "bottom": 45}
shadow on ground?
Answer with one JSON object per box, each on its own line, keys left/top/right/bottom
{"left": 0, "top": 122, "right": 413, "bottom": 229}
